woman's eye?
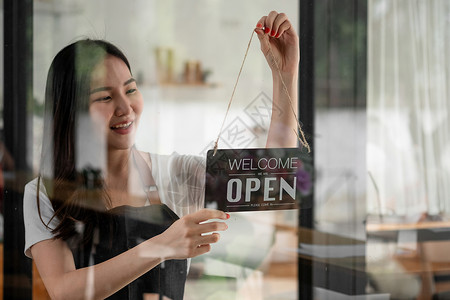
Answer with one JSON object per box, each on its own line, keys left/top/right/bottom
{"left": 126, "top": 88, "right": 137, "bottom": 94}
{"left": 93, "top": 95, "right": 111, "bottom": 102}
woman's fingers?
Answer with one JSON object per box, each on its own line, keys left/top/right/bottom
{"left": 182, "top": 233, "right": 220, "bottom": 258}
{"left": 155, "top": 209, "right": 229, "bottom": 259}
{"left": 270, "top": 12, "right": 288, "bottom": 37}
{"left": 256, "top": 16, "right": 267, "bottom": 34}
{"left": 264, "top": 11, "right": 278, "bottom": 36}
{"left": 195, "top": 244, "right": 211, "bottom": 256}
{"left": 255, "top": 11, "right": 299, "bottom": 74}
{"left": 255, "top": 11, "right": 293, "bottom": 39}
{"left": 188, "top": 208, "right": 229, "bottom": 224}
{"left": 199, "top": 232, "right": 221, "bottom": 245}
{"left": 274, "top": 16, "right": 292, "bottom": 38}
{"left": 198, "top": 221, "right": 228, "bottom": 235}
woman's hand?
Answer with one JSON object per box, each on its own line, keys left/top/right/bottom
{"left": 255, "top": 11, "right": 302, "bottom": 148}
{"left": 255, "top": 11, "right": 299, "bottom": 76}
{"left": 145, "top": 209, "right": 229, "bottom": 260}
{"left": 31, "top": 209, "right": 228, "bottom": 300}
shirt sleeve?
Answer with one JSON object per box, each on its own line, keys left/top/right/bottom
{"left": 151, "top": 153, "right": 206, "bottom": 217}
{"left": 23, "top": 178, "right": 59, "bottom": 258}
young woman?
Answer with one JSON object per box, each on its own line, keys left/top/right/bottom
{"left": 23, "top": 11, "right": 300, "bottom": 300}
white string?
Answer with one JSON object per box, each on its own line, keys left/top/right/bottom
{"left": 213, "top": 29, "right": 310, "bottom": 156}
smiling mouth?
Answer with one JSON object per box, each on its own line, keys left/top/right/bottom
{"left": 110, "top": 121, "right": 133, "bottom": 130}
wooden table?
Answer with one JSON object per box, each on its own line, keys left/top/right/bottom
{"left": 367, "top": 219, "right": 450, "bottom": 299}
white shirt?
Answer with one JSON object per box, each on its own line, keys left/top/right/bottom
{"left": 23, "top": 152, "right": 205, "bottom": 258}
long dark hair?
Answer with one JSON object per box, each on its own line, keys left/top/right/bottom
{"left": 38, "top": 39, "right": 132, "bottom": 241}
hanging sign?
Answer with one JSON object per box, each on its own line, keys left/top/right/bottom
{"left": 205, "top": 148, "right": 312, "bottom": 212}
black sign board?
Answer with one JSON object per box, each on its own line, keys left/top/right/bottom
{"left": 205, "top": 148, "right": 312, "bottom": 212}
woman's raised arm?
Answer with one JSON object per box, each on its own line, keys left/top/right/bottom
{"left": 255, "top": 11, "right": 300, "bottom": 148}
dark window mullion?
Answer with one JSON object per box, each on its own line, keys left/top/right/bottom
{"left": 3, "top": 0, "right": 33, "bottom": 298}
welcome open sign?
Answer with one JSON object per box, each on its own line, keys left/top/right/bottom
{"left": 205, "top": 148, "right": 312, "bottom": 212}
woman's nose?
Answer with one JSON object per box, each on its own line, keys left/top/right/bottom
{"left": 114, "top": 94, "right": 132, "bottom": 116}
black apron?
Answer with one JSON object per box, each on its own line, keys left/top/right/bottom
{"left": 72, "top": 149, "right": 187, "bottom": 299}
{"left": 97, "top": 204, "right": 187, "bottom": 300}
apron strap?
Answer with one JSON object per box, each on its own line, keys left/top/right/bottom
{"left": 132, "top": 147, "right": 162, "bottom": 205}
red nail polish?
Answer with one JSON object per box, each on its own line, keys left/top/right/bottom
{"left": 264, "top": 27, "right": 270, "bottom": 34}
{"left": 256, "top": 23, "right": 263, "bottom": 28}
{"left": 276, "top": 33, "right": 281, "bottom": 38}
{"left": 271, "top": 30, "right": 276, "bottom": 36}
{"left": 226, "top": 213, "right": 230, "bottom": 219}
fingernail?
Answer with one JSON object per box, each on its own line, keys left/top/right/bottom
{"left": 226, "top": 213, "right": 230, "bottom": 219}
{"left": 264, "top": 27, "right": 270, "bottom": 34}
{"left": 276, "top": 33, "right": 281, "bottom": 38}
{"left": 271, "top": 30, "right": 276, "bottom": 37}
{"left": 256, "top": 23, "right": 263, "bottom": 28}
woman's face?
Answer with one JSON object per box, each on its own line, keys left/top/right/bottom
{"left": 89, "top": 55, "right": 143, "bottom": 151}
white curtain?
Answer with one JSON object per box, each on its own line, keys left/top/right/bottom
{"left": 367, "top": 0, "right": 450, "bottom": 217}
